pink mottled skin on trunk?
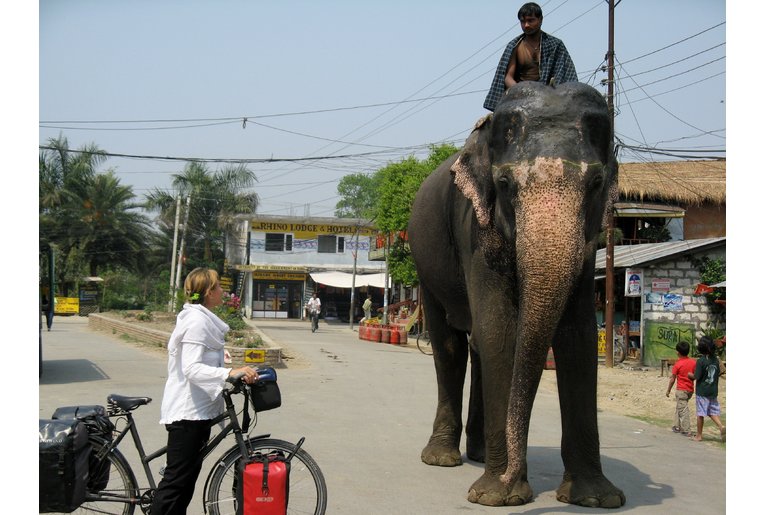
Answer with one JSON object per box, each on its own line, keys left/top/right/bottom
{"left": 500, "top": 157, "right": 586, "bottom": 486}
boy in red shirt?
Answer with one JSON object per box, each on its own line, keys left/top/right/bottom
{"left": 665, "top": 341, "right": 696, "bottom": 435}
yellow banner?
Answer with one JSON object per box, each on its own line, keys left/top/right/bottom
{"left": 54, "top": 297, "right": 79, "bottom": 315}
{"left": 250, "top": 221, "right": 375, "bottom": 237}
{"left": 597, "top": 329, "right": 606, "bottom": 356}
{"left": 252, "top": 272, "right": 306, "bottom": 281}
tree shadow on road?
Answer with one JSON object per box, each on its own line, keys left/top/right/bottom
{"left": 39, "top": 359, "right": 110, "bottom": 385}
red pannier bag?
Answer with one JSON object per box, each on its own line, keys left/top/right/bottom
{"left": 236, "top": 451, "right": 290, "bottom": 515}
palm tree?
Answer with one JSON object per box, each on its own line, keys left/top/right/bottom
{"left": 39, "top": 136, "right": 152, "bottom": 289}
{"left": 144, "top": 161, "right": 259, "bottom": 266}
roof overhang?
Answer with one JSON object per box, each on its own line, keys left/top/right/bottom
{"left": 614, "top": 202, "right": 685, "bottom": 218}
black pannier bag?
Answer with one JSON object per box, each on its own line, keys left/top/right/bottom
{"left": 39, "top": 419, "right": 91, "bottom": 513}
{"left": 249, "top": 367, "right": 281, "bottom": 413}
{"left": 52, "top": 405, "right": 115, "bottom": 491}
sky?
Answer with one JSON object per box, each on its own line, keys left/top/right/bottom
{"left": 6, "top": 1, "right": 761, "bottom": 506}
{"left": 35, "top": 0, "right": 728, "bottom": 219}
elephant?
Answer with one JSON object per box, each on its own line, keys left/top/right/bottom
{"left": 408, "top": 81, "right": 625, "bottom": 508}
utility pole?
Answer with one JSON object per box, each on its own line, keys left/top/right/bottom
{"left": 172, "top": 195, "right": 192, "bottom": 313}
{"left": 168, "top": 195, "right": 181, "bottom": 311}
{"left": 349, "top": 225, "right": 361, "bottom": 330}
{"left": 382, "top": 235, "right": 390, "bottom": 325}
{"left": 604, "top": 0, "right": 619, "bottom": 367}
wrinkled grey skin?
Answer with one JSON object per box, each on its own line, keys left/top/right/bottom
{"left": 408, "top": 82, "right": 625, "bottom": 508}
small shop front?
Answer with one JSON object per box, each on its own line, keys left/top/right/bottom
{"left": 250, "top": 269, "right": 306, "bottom": 319}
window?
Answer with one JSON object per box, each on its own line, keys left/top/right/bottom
{"left": 317, "top": 235, "right": 345, "bottom": 253}
{"left": 265, "top": 233, "right": 293, "bottom": 252}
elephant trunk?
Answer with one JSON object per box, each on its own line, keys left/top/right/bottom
{"left": 500, "top": 159, "right": 585, "bottom": 485}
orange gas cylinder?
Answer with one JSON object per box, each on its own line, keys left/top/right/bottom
{"left": 398, "top": 328, "right": 408, "bottom": 345}
{"left": 370, "top": 325, "right": 381, "bottom": 342}
{"left": 389, "top": 326, "right": 400, "bottom": 344}
{"left": 358, "top": 324, "right": 365, "bottom": 340}
{"left": 381, "top": 326, "right": 391, "bottom": 344}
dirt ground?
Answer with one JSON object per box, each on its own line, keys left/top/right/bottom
{"left": 107, "top": 312, "right": 726, "bottom": 441}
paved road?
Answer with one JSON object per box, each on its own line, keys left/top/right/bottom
{"left": 39, "top": 316, "right": 726, "bottom": 514}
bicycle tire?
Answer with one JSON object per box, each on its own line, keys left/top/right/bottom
{"left": 416, "top": 330, "right": 432, "bottom": 355}
{"left": 614, "top": 340, "right": 626, "bottom": 364}
{"left": 204, "top": 437, "right": 328, "bottom": 515}
{"left": 70, "top": 437, "right": 139, "bottom": 515}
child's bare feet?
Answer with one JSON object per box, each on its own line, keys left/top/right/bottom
{"left": 691, "top": 436, "right": 702, "bottom": 442}
{"left": 720, "top": 427, "right": 725, "bottom": 442}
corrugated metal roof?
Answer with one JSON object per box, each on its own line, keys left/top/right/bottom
{"left": 594, "top": 237, "right": 726, "bottom": 271}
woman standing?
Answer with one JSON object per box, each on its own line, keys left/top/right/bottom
{"left": 152, "top": 267, "right": 258, "bottom": 514}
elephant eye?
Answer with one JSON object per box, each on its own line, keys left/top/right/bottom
{"left": 586, "top": 170, "right": 604, "bottom": 192}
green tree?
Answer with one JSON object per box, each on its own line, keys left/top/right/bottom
{"left": 335, "top": 172, "right": 379, "bottom": 218}
{"left": 374, "top": 144, "right": 459, "bottom": 286}
{"left": 39, "top": 136, "right": 151, "bottom": 290}
{"left": 145, "top": 161, "right": 259, "bottom": 268}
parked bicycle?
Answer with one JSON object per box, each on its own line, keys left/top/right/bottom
{"left": 411, "top": 304, "right": 432, "bottom": 356}
{"left": 44, "top": 368, "right": 327, "bottom": 515}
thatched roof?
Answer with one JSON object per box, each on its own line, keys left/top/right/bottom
{"left": 617, "top": 160, "right": 726, "bottom": 205}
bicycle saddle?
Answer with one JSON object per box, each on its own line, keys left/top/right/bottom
{"left": 108, "top": 394, "right": 152, "bottom": 412}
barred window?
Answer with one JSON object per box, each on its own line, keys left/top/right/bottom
{"left": 265, "top": 233, "right": 293, "bottom": 252}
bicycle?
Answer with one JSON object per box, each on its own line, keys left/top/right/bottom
{"left": 412, "top": 304, "right": 432, "bottom": 356}
{"left": 51, "top": 369, "right": 327, "bottom": 514}
{"left": 310, "top": 311, "right": 319, "bottom": 332}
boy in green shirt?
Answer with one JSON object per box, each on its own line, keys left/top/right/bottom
{"left": 688, "top": 336, "right": 725, "bottom": 442}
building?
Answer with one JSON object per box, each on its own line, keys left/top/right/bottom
{"left": 599, "top": 159, "right": 726, "bottom": 365}
{"left": 224, "top": 215, "right": 387, "bottom": 320}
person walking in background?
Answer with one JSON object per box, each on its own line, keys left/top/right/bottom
{"left": 306, "top": 292, "right": 321, "bottom": 333}
{"left": 688, "top": 336, "right": 725, "bottom": 442}
{"left": 153, "top": 267, "right": 258, "bottom": 514}
{"left": 483, "top": 2, "right": 578, "bottom": 112}
{"left": 361, "top": 294, "right": 373, "bottom": 324}
{"left": 665, "top": 341, "right": 696, "bottom": 436}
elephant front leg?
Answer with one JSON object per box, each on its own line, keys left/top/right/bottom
{"left": 553, "top": 320, "right": 626, "bottom": 508}
{"left": 466, "top": 325, "right": 533, "bottom": 506}
{"left": 421, "top": 297, "right": 469, "bottom": 467}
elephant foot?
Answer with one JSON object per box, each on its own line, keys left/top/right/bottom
{"left": 556, "top": 474, "right": 626, "bottom": 508}
{"left": 467, "top": 472, "right": 532, "bottom": 506}
{"left": 421, "top": 438, "right": 462, "bottom": 467}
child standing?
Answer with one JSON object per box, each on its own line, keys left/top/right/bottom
{"left": 688, "top": 336, "right": 725, "bottom": 442}
{"left": 665, "top": 341, "right": 696, "bottom": 435}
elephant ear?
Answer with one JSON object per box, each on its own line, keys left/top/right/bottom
{"left": 451, "top": 114, "right": 494, "bottom": 228}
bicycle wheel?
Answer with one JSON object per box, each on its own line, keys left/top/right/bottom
{"left": 417, "top": 330, "right": 432, "bottom": 355}
{"left": 205, "top": 438, "right": 327, "bottom": 515}
{"left": 72, "top": 438, "right": 139, "bottom": 515}
{"left": 613, "top": 339, "right": 626, "bottom": 364}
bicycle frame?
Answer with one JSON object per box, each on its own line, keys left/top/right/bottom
{"left": 99, "top": 385, "right": 268, "bottom": 498}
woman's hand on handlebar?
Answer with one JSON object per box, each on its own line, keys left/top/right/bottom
{"left": 228, "top": 366, "right": 259, "bottom": 384}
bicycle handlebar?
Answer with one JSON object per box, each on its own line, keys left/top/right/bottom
{"left": 226, "top": 366, "right": 278, "bottom": 389}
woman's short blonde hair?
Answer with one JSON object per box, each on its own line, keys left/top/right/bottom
{"left": 184, "top": 267, "right": 220, "bottom": 305}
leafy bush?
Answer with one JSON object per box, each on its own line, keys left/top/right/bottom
{"left": 213, "top": 293, "right": 247, "bottom": 330}
{"left": 226, "top": 330, "right": 263, "bottom": 348}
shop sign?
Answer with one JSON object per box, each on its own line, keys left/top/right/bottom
{"left": 651, "top": 279, "right": 670, "bottom": 292}
{"left": 597, "top": 329, "right": 606, "bottom": 356}
{"left": 250, "top": 221, "right": 375, "bottom": 238}
{"left": 253, "top": 271, "right": 306, "bottom": 281}
{"left": 624, "top": 268, "right": 643, "bottom": 297}
{"left": 54, "top": 297, "right": 79, "bottom": 315}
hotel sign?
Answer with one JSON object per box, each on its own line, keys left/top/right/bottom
{"left": 250, "top": 221, "right": 375, "bottom": 238}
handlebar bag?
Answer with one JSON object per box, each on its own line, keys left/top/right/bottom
{"left": 236, "top": 451, "right": 290, "bottom": 515}
{"left": 39, "top": 419, "right": 91, "bottom": 513}
{"left": 52, "top": 405, "right": 115, "bottom": 491}
{"left": 249, "top": 368, "right": 282, "bottom": 413}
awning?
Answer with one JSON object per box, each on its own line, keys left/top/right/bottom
{"left": 310, "top": 271, "right": 390, "bottom": 289}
